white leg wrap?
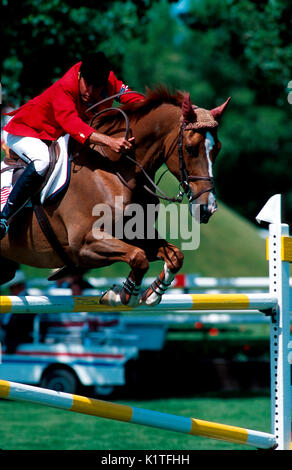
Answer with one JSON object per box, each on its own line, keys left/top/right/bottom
{"left": 142, "top": 263, "right": 175, "bottom": 306}
{"left": 163, "top": 262, "right": 176, "bottom": 284}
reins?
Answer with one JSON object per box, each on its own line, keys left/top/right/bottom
{"left": 87, "top": 93, "right": 182, "bottom": 202}
{"left": 87, "top": 93, "right": 214, "bottom": 204}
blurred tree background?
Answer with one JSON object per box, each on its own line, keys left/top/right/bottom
{"left": 2, "top": 0, "right": 292, "bottom": 224}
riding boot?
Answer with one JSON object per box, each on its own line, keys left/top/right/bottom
{"left": 0, "top": 162, "right": 45, "bottom": 240}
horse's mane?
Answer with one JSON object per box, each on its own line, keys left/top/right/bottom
{"left": 122, "top": 85, "right": 185, "bottom": 115}
{"left": 95, "top": 85, "right": 185, "bottom": 127}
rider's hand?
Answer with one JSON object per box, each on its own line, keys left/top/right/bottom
{"left": 109, "top": 136, "right": 135, "bottom": 154}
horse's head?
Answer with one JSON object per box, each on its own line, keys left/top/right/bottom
{"left": 167, "top": 93, "right": 230, "bottom": 224}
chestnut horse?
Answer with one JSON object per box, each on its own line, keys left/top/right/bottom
{"left": 0, "top": 87, "right": 230, "bottom": 306}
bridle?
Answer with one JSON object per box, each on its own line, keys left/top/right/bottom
{"left": 86, "top": 92, "right": 215, "bottom": 204}
{"left": 177, "top": 121, "right": 214, "bottom": 203}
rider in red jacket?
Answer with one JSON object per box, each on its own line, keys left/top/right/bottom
{"left": 0, "top": 51, "right": 143, "bottom": 239}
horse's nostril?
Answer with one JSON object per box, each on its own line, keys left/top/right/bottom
{"left": 200, "top": 204, "right": 212, "bottom": 224}
{"left": 201, "top": 204, "right": 208, "bottom": 214}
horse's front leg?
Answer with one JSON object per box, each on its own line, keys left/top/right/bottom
{"left": 77, "top": 230, "right": 149, "bottom": 307}
{"left": 140, "top": 237, "right": 184, "bottom": 306}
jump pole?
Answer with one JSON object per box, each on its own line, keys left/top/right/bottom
{"left": 0, "top": 379, "right": 276, "bottom": 449}
{"left": 0, "top": 292, "right": 278, "bottom": 314}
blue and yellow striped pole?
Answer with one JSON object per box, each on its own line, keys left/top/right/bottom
{"left": 0, "top": 379, "right": 276, "bottom": 449}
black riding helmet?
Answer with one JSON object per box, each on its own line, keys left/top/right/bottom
{"left": 80, "top": 51, "right": 111, "bottom": 87}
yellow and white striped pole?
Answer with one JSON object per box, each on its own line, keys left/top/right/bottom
{"left": 0, "top": 379, "right": 277, "bottom": 450}
{"left": 0, "top": 293, "right": 278, "bottom": 314}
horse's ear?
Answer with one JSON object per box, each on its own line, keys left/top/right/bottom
{"left": 182, "top": 93, "right": 197, "bottom": 122}
{"left": 210, "top": 97, "right": 231, "bottom": 120}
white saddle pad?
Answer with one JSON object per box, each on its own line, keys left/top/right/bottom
{"left": 1, "top": 135, "right": 71, "bottom": 211}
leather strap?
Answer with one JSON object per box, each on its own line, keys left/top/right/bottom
{"left": 33, "top": 204, "right": 76, "bottom": 270}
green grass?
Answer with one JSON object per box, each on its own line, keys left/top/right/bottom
{"left": 0, "top": 394, "right": 270, "bottom": 450}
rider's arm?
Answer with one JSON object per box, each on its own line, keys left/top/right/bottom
{"left": 53, "top": 85, "right": 134, "bottom": 153}
{"left": 87, "top": 132, "right": 134, "bottom": 153}
{"left": 53, "top": 86, "right": 96, "bottom": 144}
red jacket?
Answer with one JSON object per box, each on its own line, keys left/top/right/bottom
{"left": 4, "top": 62, "right": 143, "bottom": 145}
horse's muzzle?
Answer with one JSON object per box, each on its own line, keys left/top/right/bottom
{"left": 189, "top": 192, "right": 217, "bottom": 224}
{"left": 199, "top": 204, "right": 214, "bottom": 224}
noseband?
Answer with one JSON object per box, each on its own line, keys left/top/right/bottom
{"left": 87, "top": 94, "right": 215, "bottom": 204}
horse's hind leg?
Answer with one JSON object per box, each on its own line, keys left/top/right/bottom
{"left": 0, "top": 257, "right": 19, "bottom": 285}
{"left": 140, "top": 238, "right": 184, "bottom": 306}
{"left": 78, "top": 231, "right": 149, "bottom": 306}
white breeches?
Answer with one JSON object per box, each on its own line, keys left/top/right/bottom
{"left": 3, "top": 131, "right": 51, "bottom": 176}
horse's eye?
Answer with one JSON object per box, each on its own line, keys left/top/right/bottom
{"left": 185, "top": 145, "right": 198, "bottom": 158}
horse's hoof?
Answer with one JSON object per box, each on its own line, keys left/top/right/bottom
{"left": 140, "top": 288, "right": 162, "bottom": 306}
{"left": 99, "top": 285, "right": 122, "bottom": 306}
{"left": 99, "top": 285, "right": 140, "bottom": 307}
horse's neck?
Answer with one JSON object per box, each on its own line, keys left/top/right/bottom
{"left": 134, "top": 104, "right": 180, "bottom": 173}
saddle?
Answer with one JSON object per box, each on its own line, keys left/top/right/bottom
{"left": 1, "top": 136, "right": 78, "bottom": 280}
